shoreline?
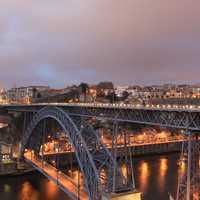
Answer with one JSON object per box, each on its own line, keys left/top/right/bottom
{"left": 0, "top": 168, "right": 35, "bottom": 177}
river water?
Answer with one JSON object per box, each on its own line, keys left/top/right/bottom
{"left": 0, "top": 153, "right": 180, "bottom": 200}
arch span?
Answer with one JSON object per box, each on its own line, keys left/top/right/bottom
{"left": 21, "top": 106, "right": 101, "bottom": 200}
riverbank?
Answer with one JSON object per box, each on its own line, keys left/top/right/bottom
{"left": 0, "top": 160, "right": 34, "bottom": 176}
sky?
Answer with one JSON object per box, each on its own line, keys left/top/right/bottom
{"left": 0, "top": 0, "right": 200, "bottom": 88}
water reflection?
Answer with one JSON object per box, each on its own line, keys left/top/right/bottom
{"left": 4, "top": 184, "right": 11, "bottom": 193}
{"left": 158, "top": 158, "right": 168, "bottom": 192}
{"left": 160, "top": 158, "right": 168, "bottom": 176}
{"left": 139, "top": 161, "right": 150, "bottom": 192}
{"left": 19, "top": 182, "right": 39, "bottom": 200}
{"left": 45, "top": 181, "right": 59, "bottom": 200}
{"left": 135, "top": 154, "right": 179, "bottom": 199}
{"left": 0, "top": 154, "right": 180, "bottom": 200}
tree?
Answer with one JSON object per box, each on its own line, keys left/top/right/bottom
{"left": 32, "top": 87, "right": 37, "bottom": 99}
{"left": 37, "top": 92, "right": 42, "bottom": 98}
{"left": 122, "top": 91, "right": 129, "bottom": 100}
{"left": 106, "top": 91, "right": 117, "bottom": 103}
{"left": 79, "top": 83, "right": 89, "bottom": 102}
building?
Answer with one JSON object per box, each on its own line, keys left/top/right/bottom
{"left": 88, "top": 85, "right": 98, "bottom": 98}
{"left": 115, "top": 86, "right": 129, "bottom": 97}
{"left": 0, "top": 89, "right": 8, "bottom": 104}
{"left": 137, "top": 87, "right": 165, "bottom": 99}
{"left": 97, "top": 82, "right": 114, "bottom": 96}
{"left": 7, "top": 86, "right": 50, "bottom": 103}
{"left": 190, "top": 84, "right": 200, "bottom": 98}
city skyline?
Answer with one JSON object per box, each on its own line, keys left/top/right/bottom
{"left": 0, "top": 0, "right": 200, "bottom": 88}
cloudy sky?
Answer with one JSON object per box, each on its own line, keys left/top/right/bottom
{"left": 0, "top": 0, "right": 200, "bottom": 88}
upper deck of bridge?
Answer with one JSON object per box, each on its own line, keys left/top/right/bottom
{"left": 1, "top": 102, "right": 200, "bottom": 113}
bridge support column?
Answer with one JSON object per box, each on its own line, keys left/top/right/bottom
{"left": 0, "top": 143, "right": 2, "bottom": 161}
{"left": 176, "top": 131, "right": 200, "bottom": 200}
{"left": 41, "top": 119, "right": 46, "bottom": 170}
{"left": 111, "top": 121, "right": 135, "bottom": 193}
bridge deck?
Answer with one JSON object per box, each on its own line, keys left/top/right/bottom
{"left": 24, "top": 151, "right": 88, "bottom": 200}
{"left": 3, "top": 102, "right": 200, "bottom": 112}
{"left": 3, "top": 102, "right": 200, "bottom": 130}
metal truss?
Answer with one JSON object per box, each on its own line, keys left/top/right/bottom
{"left": 176, "top": 132, "right": 200, "bottom": 200}
{"left": 62, "top": 106, "right": 200, "bottom": 131}
{"left": 78, "top": 119, "right": 132, "bottom": 193}
{"left": 20, "top": 106, "right": 132, "bottom": 200}
{"left": 5, "top": 104, "right": 200, "bottom": 199}
{"left": 5, "top": 104, "right": 200, "bottom": 131}
{"left": 111, "top": 122, "right": 135, "bottom": 191}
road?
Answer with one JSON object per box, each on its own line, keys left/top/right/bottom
{"left": 24, "top": 151, "right": 88, "bottom": 200}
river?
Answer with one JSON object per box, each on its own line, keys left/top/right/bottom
{"left": 0, "top": 153, "right": 181, "bottom": 200}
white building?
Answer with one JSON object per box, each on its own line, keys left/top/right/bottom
{"left": 115, "top": 86, "right": 129, "bottom": 97}
{"left": 7, "top": 86, "right": 50, "bottom": 103}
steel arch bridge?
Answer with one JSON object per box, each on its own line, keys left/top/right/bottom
{"left": 21, "top": 106, "right": 131, "bottom": 200}
{"left": 2, "top": 103, "right": 200, "bottom": 199}
{"left": 4, "top": 102, "right": 200, "bottom": 131}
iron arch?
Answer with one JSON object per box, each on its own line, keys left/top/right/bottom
{"left": 21, "top": 106, "right": 102, "bottom": 200}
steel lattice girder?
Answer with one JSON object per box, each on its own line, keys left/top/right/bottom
{"left": 60, "top": 106, "right": 200, "bottom": 130}
{"left": 5, "top": 104, "right": 200, "bottom": 130}
{"left": 21, "top": 106, "right": 130, "bottom": 200}
{"left": 78, "top": 119, "right": 130, "bottom": 193}
{"left": 176, "top": 134, "right": 200, "bottom": 200}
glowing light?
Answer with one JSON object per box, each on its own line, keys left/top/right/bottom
{"left": 4, "top": 184, "right": 11, "bottom": 193}
{"left": 121, "top": 163, "right": 127, "bottom": 178}
{"left": 139, "top": 161, "right": 149, "bottom": 192}
{"left": 160, "top": 158, "right": 168, "bottom": 175}
{"left": 18, "top": 182, "right": 39, "bottom": 200}
{"left": 45, "top": 180, "right": 59, "bottom": 199}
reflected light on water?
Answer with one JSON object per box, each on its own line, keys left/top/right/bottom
{"left": 0, "top": 154, "right": 182, "bottom": 200}
{"left": 160, "top": 158, "right": 168, "bottom": 177}
{"left": 158, "top": 158, "right": 168, "bottom": 192}
{"left": 45, "top": 180, "right": 58, "bottom": 199}
{"left": 19, "top": 182, "right": 39, "bottom": 200}
{"left": 139, "top": 161, "right": 149, "bottom": 192}
{"left": 4, "top": 184, "right": 11, "bottom": 193}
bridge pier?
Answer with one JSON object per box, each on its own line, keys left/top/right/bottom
{"left": 176, "top": 130, "right": 200, "bottom": 200}
{"left": 111, "top": 121, "right": 135, "bottom": 192}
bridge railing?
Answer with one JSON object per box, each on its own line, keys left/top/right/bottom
{"left": 27, "top": 151, "right": 80, "bottom": 188}
{"left": 39, "top": 102, "right": 200, "bottom": 110}
{"left": 8, "top": 102, "right": 200, "bottom": 111}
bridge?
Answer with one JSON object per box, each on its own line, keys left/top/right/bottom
{"left": 2, "top": 102, "right": 200, "bottom": 130}
{"left": 1, "top": 102, "right": 200, "bottom": 200}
